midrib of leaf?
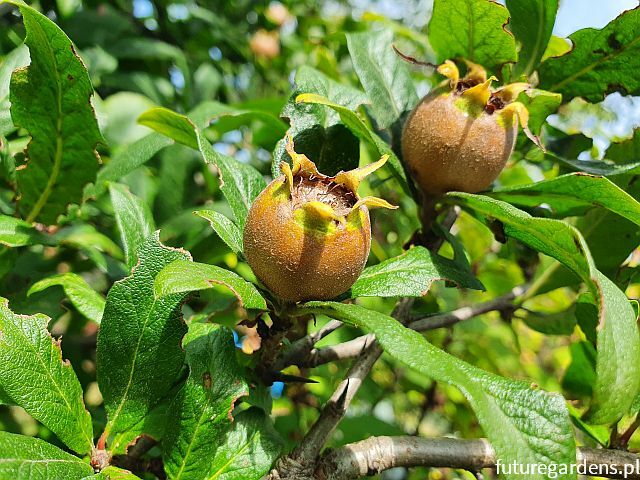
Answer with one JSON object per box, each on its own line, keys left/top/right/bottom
{"left": 174, "top": 406, "right": 219, "bottom": 479}
{"left": 548, "top": 33, "right": 640, "bottom": 92}
{"left": 466, "top": 1, "right": 474, "bottom": 60}
{"left": 0, "top": 458, "right": 81, "bottom": 464}
{"left": 523, "top": 0, "right": 547, "bottom": 76}
{"left": 103, "top": 294, "right": 159, "bottom": 440}
{"left": 207, "top": 430, "right": 258, "bottom": 480}
{"left": 371, "top": 58, "right": 400, "bottom": 120}
{"left": 24, "top": 18, "right": 64, "bottom": 224}
{"left": 4, "top": 315, "right": 92, "bottom": 449}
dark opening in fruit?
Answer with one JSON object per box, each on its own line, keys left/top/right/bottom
{"left": 401, "top": 60, "right": 540, "bottom": 197}
{"left": 243, "top": 137, "right": 396, "bottom": 303}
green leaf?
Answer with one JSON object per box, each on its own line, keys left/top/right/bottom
{"left": 207, "top": 408, "right": 282, "bottom": 480}
{"left": 54, "top": 223, "right": 124, "bottom": 272}
{"left": 539, "top": 7, "right": 640, "bottom": 101}
{"left": 428, "top": 0, "right": 517, "bottom": 72}
{"left": 506, "top": 0, "right": 558, "bottom": 77}
{"left": 139, "top": 107, "right": 267, "bottom": 230}
{"left": 295, "top": 93, "right": 409, "bottom": 193}
{"left": 194, "top": 209, "right": 243, "bottom": 255}
{"left": 542, "top": 35, "right": 572, "bottom": 61}
{"left": 274, "top": 65, "right": 367, "bottom": 177}
{"left": 0, "top": 432, "right": 94, "bottom": 478}
{"left": 163, "top": 323, "right": 249, "bottom": 480}
{"left": 109, "top": 183, "right": 155, "bottom": 270}
{"left": 301, "top": 302, "right": 576, "bottom": 480}
{"left": 89, "top": 100, "right": 250, "bottom": 199}
{"left": 447, "top": 192, "right": 640, "bottom": 424}
{"left": 0, "top": 214, "right": 48, "bottom": 247}
{"left": 97, "top": 232, "right": 191, "bottom": 441}
{"left": 490, "top": 172, "right": 640, "bottom": 220}
{"left": 346, "top": 29, "right": 418, "bottom": 129}
{"left": 27, "top": 273, "right": 105, "bottom": 324}
{"left": 517, "top": 89, "right": 562, "bottom": 135}
{"left": 154, "top": 259, "right": 266, "bottom": 311}
{"left": 522, "top": 305, "right": 577, "bottom": 336}
{"left": 0, "top": 298, "right": 94, "bottom": 454}
{"left": 549, "top": 153, "right": 640, "bottom": 177}
{"left": 8, "top": 1, "right": 103, "bottom": 224}
{"left": 0, "top": 384, "right": 13, "bottom": 405}
{"left": 351, "top": 246, "right": 484, "bottom": 298}
{"left": 0, "top": 45, "right": 29, "bottom": 137}
{"left": 107, "top": 398, "right": 173, "bottom": 455}
{"left": 83, "top": 466, "right": 142, "bottom": 480}
{"left": 88, "top": 133, "right": 174, "bottom": 198}
{"left": 138, "top": 107, "right": 198, "bottom": 150}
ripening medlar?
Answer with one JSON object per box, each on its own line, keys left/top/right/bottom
{"left": 402, "top": 60, "right": 539, "bottom": 197}
{"left": 243, "top": 137, "right": 396, "bottom": 303}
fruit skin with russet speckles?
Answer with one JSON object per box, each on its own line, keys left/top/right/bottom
{"left": 401, "top": 60, "right": 537, "bottom": 197}
{"left": 402, "top": 87, "right": 517, "bottom": 196}
{"left": 243, "top": 138, "right": 396, "bottom": 303}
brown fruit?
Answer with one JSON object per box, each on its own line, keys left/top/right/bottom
{"left": 249, "top": 29, "right": 280, "bottom": 59}
{"left": 402, "top": 60, "right": 538, "bottom": 197}
{"left": 243, "top": 138, "right": 395, "bottom": 303}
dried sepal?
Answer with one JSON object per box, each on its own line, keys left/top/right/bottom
{"left": 334, "top": 155, "right": 389, "bottom": 193}
{"left": 351, "top": 196, "right": 398, "bottom": 211}
{"left": 497, "top": 102, "right": 544, "bottom": 150}
{"left": 463, "top": 60, "right": 487, "bottom": 84}
{"left": 437, "top": 60, "right": 459, "bottom": 89}
{"left": 456, "top": 77, "right": 496, "bottom": 116}
{"left": 494, "top": 82, "right": 530, "bottom": 103}
{"left": 300, "top": 201, "right": 346, "bottom": 225}
{"left": 285, "top": 134, "right": 320, "bottom": 177}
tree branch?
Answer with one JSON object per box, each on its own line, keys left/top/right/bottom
{"left": 268, "top": 298, "right": 415, "bottom": 479}
{"left": 316, "top": 436, "right": 640, "bottom": 480}
{"left": 274, "top": 319, "right": 343, "bottom": 371}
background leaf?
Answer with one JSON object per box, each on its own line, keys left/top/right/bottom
{"left": 351, "top": 246, "right": 484, "bottom": 297}
{"left": 163, "top": 323, "right": 249, "bottom": 480}
{"left": 539, "top": 7, "right": 640, "bottom": 101}
{"left": 8, "top": 1, "right": 103, "bottom": 224}
{"left": 109, "top": 182, "right": 156, "bottom": 270}
{"left": 346, "top": 29, "right": 418, "bottom": 129}
{"left": 0, "top": 45, "right": 29, "bottom": 137}
{"left": 0, "top": 215, "right": 48, "bottom": 247}
{"left": 97, "top": 233, "right": 191, "bottom": 441}
{"left": 154, "top": 259, "right": 267, "bottom": 311}
{"left": 274, "top": 65, "right": 367, "bottom": 177}
{"left": 88, "top": 133, "right": 173, "bottom": 198}
{"left": 428, "top": 0, "right": 517, "bottom": 72}
{"left": 0, "top": 298, "right": 94, "bottom": 454}
{"left": 27, "top": 272, "right": 105, "bottom": 324}
{"left": 295, "top": 93, "right": 409, "bottom": 192}
{"left": 302, "top": 302, "right": 576, "bottom": 480}
{"left": 194, "top": 209, "right": 243, "bottom": 256}
{"left": 0, "top": 432, "right": 94, "bottom": 478}
{"left": 506, "top": 0, "right": 559, "bottom": 77}
{"left": 139, "top": 107, "right": 267, "bottom": 230}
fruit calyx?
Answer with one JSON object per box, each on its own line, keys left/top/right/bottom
{"left": 437, "top": 60, "right": 542, "bottom": 149}
{"left": 281, "top": 135, "right": 397, "bottom": 226}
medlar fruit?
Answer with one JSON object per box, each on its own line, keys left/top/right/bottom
{"left": 402, "top": 60, "right": 539, "bottom": 197}
{"left": 243, "top": 137, "right": 396, "bottom": 303}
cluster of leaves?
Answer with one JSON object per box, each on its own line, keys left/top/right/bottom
{"left": 0, "top": 0, "right": 639, "bottom": 479}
